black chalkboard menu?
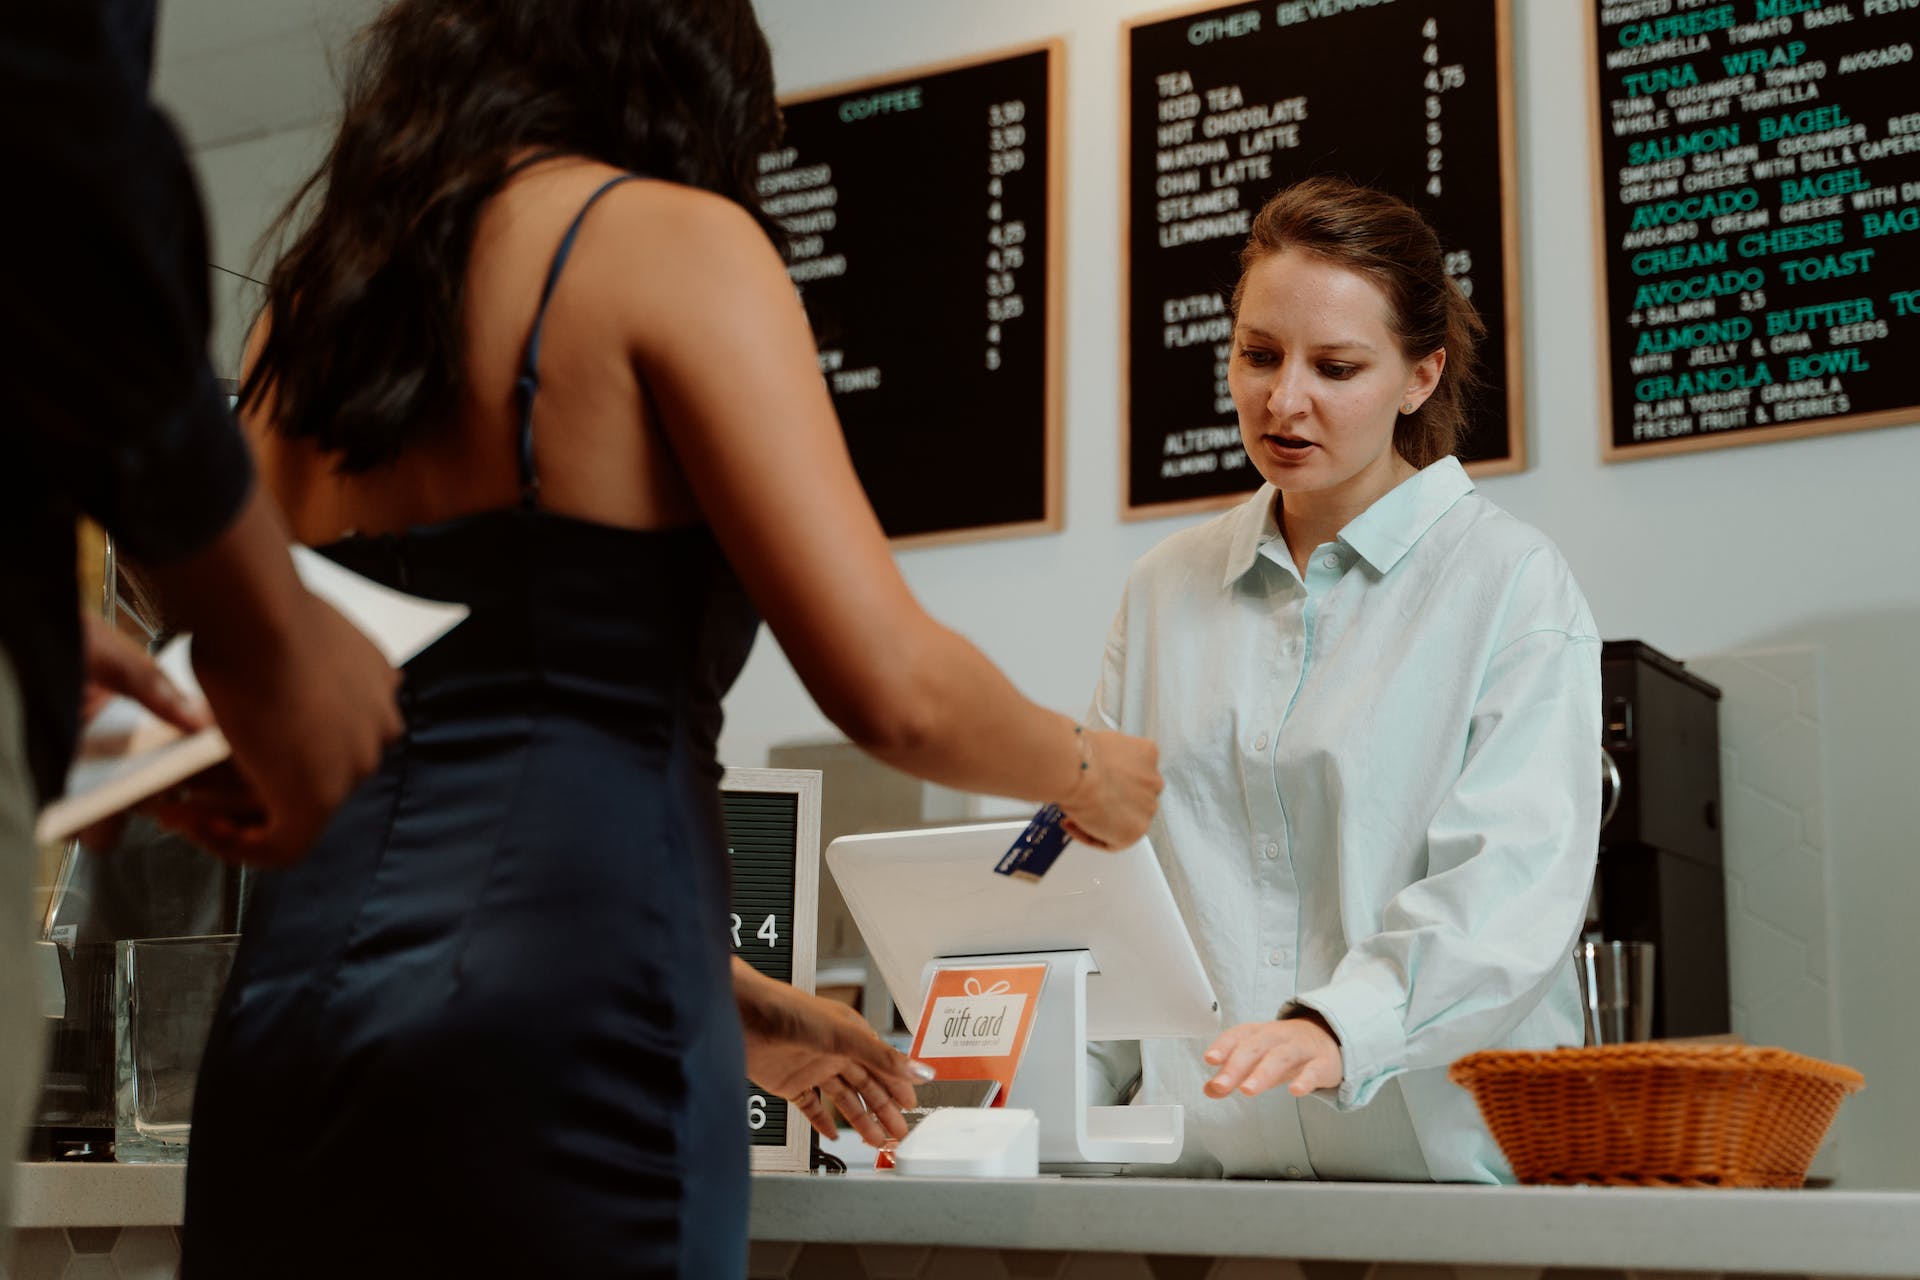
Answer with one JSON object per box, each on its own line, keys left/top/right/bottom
{"left": 721, "top": 768, "right": 821, "bottom": 1172}
{"left": 766, "top": 44, "right": 1062, "bottom": 546}
{"left": 1123, "top": 0, "right": 1522, "bottom": 519}
{"left": 1591, "top": 3, "right": 1920, "bottom": 460}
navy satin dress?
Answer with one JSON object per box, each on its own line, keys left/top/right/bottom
{"left": 183, "top": 176, "right": 760, "bottom": 1278}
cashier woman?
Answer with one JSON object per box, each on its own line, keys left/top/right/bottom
{"left": 1088, "top": 177, "right": 1601, "bottom": 1183}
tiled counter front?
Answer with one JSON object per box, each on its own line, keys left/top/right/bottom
{"left": 8, "top": 1164, "right": 183, "bottom": 1280}
{"left": 12, "top": 1165, "right": 1920, "bottom": 1279}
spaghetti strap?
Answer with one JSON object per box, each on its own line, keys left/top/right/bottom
{"left": 515, "top": 172, "right": 642, "bottom": 503}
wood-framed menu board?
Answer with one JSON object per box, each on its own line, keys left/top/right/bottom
{"left": 1592, "top": 3, "right": 1920, "bottom": 461}
{"left": 1122, "top": 0, "right": 1523, "bottom": 520}
{"left": 766, "top": 43, "right": 1063, "bottom": 547}
{"left": 721, "top": 767, "right": 822, "bottom": 1173}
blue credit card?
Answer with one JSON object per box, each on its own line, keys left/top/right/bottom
{"left": 994, "top": 804, "right": 1073, "bottom": 882}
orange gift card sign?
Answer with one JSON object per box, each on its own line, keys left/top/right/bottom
{"left": 907, "top": 963, "right": 1049, "bottom": 1106}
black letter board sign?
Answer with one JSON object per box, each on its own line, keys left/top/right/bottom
{"left": 720, "top": 768, "right": 821, "bottom": 1173}
{"left": 1123, "top": 0, "right": 1523, "bottom": 519}
{"left": 1591, "top": 1, "right": 1920, "bottom": 460}
{"left": 766, "top": 43, "right": 1063, "bottom": 547}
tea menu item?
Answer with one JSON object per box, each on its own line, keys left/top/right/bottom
{"left": 1592, "top": 1, "right": 1920, "bottom": 459}
{"left": 765, "top": 43, "right": 1062, "bottom": 545}
{"left": 1123, "top": 0, "right": 1522, "bottom": 518}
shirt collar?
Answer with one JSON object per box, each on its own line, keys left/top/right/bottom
{"left": 1222, "top": 484, "right": 1285, "bottom": 588}
{"left": 1221, "top": 456, "right": 1474, "bottom": 587}
{"left": 1338, "top": 456, "right": 1475, "bottom": 575}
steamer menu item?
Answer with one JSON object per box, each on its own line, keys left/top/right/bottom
{"left": 1123, "top": 0, "right": 1522, "bottom": 519}
{"left": 767, "top": 44, "right": 1062, "bottom": 545}
{"left": 1592, "top": 1, "right": 1920, "bottom": 460}
{"left": 721, "top": 768, "right": 822, "bottom": 1173}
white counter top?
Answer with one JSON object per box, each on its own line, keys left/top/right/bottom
{"left": 16, "top": 1161, "right": 1920, "bottom": 1276}
{"left": 10, "top": 1162, "right": 183, "bottom": 1230}
{"left": 749, "top": 1172, "right": 1920, "bottom": 1277}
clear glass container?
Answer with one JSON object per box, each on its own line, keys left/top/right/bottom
{"left": 113, "top": 934, "right": 238, "bottom": 1163}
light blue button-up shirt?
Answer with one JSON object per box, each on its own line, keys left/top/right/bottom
{"left": 1089, "top": 457, "right": 1601, "bottom": 1183}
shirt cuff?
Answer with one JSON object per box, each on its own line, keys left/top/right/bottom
{"left": 1286, "top": 961, "right": 1410, "bottom": 1110}
{"left": 100, "top": 363, "right": 254, "bottom": 565}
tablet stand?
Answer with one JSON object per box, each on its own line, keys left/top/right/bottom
{"left": 923, "top": 949, "right": 1184, "bottom": 1167}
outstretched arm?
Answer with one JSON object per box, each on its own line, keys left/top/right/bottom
{"left": 625, "top": 187, "right": 1159, "bottom": 847}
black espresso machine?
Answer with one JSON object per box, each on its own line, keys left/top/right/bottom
{"left": 1592, "top": 639, "right": 1731, "bottom": 1039}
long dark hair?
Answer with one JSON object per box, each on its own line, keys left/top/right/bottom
{"left": 1232, "top": 175, "right": 1484, "bottom": 468}
{"left": 242, "top": 0, "right": 785, "bottom": 472}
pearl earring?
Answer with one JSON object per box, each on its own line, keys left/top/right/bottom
{"left": 1401, "top": 401, "right": 1416, "bottom": 415}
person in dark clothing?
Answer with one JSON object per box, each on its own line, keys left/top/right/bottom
{"left": 0, "top": 1, "right": 407, "bottom": 1239}
{"left": 177, "top": 1, "right": 1163, "bottom": 1274}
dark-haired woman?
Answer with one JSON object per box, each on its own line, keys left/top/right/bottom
{"left": 177, "top": 1, "right": 1160, "bottom": 1273}
{"left": 1088, "top": 177, "right": 1598, "bottom": 1183}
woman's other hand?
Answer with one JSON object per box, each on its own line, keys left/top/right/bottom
{"left": 1201, "top": 1011, "right": 1344, "bottom": 1099}
{"left": 733, "top": 958, "right": 933, "bottom": 1148}
{"left": 79, "top": 610, "right": 208, "bottom": 732}
{"left": 1058, "top": 728, "right": 1162, "bottom": 850}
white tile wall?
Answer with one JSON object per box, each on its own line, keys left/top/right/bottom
{"left": 1687, "top": 647, "right": 1847, "bottom": 1178}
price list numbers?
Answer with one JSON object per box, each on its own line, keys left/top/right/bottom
{"left": 1594, "top": 0, "right": 1920, "bottom": 458}
{"left": 985, "top": 98, "right": 1029, "bottom": 373}
{"left": 1420, "top": 16, "right": 1477, "bottom": 301}
{"left": 1419, "top": 16, "right": 1470, "bottom": 205}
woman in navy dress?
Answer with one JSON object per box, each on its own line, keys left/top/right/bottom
{"left": 175, "top": 1, "right": 1163, "bottom": 1275}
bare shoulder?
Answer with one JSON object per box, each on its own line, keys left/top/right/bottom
{"left": 593, "top": 176, "right": 784, "bottom": 279}
{"left": 588, "top": 178, "right": 800, "bottom": 348}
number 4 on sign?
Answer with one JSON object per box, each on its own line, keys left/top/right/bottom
{"left": 728, "top": 913, "right": 780, "bottom": 948}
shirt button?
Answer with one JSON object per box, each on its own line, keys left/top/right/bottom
{"left": 1321, "top": 553, "right": 1339, "bottom": 569}
{"left": 1268, "top": 948, "right": 1287, "bottom": 966}
{"left": 1252, "top": 733, "right": 1268, "bottom": 751}
{"left": 1286, "top": 1165, "right": 1306, "bottom": 1179}
{"left": 1264, "top": 843, "right": 1279, "bottom": 860}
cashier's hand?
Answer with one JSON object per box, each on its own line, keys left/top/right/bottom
{"left": 1202, "top": 1011, "right": 1344, "bottom": 1100}
{"left": 732, "top": 958, "right": 934, "bottom": 1148}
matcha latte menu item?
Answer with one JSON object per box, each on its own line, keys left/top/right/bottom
{"left": 1592, "top": 0, "right": 1920, "bottom": 460}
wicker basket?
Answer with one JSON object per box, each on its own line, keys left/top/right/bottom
{"left": 1448, "top": 1043, "right": 1864, "bottom": 1187}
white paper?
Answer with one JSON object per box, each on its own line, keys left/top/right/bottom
{"left": 35, "top": 546, "right": 469, "bottom": 845}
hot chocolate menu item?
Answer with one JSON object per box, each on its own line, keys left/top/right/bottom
{"left": 1593, "top": 1, "right": 1920, "bottom": 460}
{"left": 765, "top": 44, "right": 1062, "bottom": 545}
{"left": 1123, "top": 1, "right": 1522, "bottom": 519}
